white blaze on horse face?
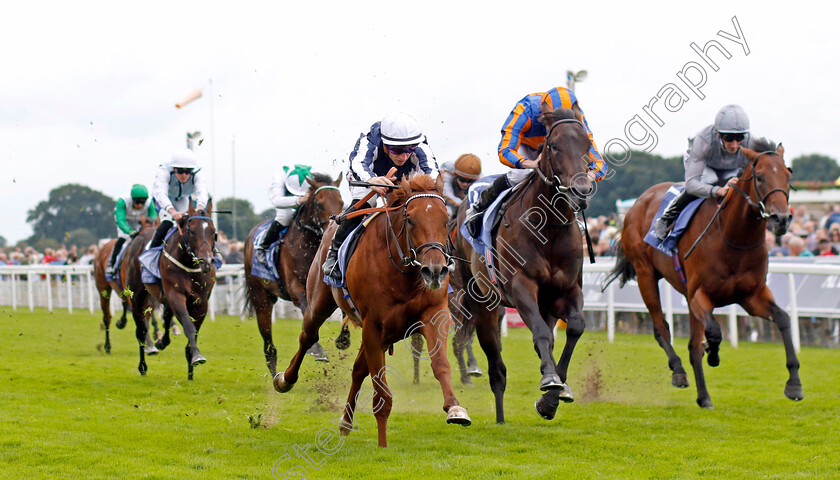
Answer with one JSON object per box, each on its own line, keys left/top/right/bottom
{"left": 425, "top": 204, "right": 432, "bottom": 213}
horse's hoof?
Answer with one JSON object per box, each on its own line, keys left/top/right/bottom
{"left": 671, "top": 373, "right": 689, "bottom": 388}
{"left": 467, "top": 365, "right": 483, "bottom": 377}
{"left": 697, "top": 398, "right": 714, "bottom": 409}
{"left": 154, "top": 338, "right": 170, "bottom": 351}
{"left": 784, "top": 383, "right": 804, "bottom": 401}
{"left": 446, "top": 406, "right": 471, "bottom": 426}
{"left": 191, "top": 353, "right": 206, "bottom": 366}
{"left": 557, "top": 383, "right": 575, "bottom": 403}
{"left": 105, "top": 344, "right": 111, "bottom": 355}
{"left": 707, "top": 352, "right": 720, "bottom": 367}
{"left": 335, "top": 328, "right": 351, "bottom": 350}
{"left": 539, "top": 374, "right": 564, "bottom": 392}
{"left": 306, "top": 343, "right": 329, "bottom": 362}
{"left": 460, "top": 376, "right": 473, "bottom": 386}
{"left": 274, "top": 372, "right": 293, "bottom": 393}
{"left": 116, "top": 318, "right": 127, "bottom": 329}
{"left": 535, "top": 396, "right": 559, "bottom": 420}
{"left": 145, "top": 345, "right": 159, "bottom": 356}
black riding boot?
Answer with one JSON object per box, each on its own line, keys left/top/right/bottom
{"left": 653, "top": 191, "right": 696, "bottom": 240}
{"left": 323, "top": 205, "right": 363, "bottom": 280}
{"left": 464, "top": 174, "right": 511, "bottom": 238}
{"left": 255, "top": 220, "right": 283, "bottom": 265}
{"left": 149, "top": 220, "right": 173, "bottom": 249}
{"left": 107, "top": 237, "right": 126, "bottom": 274}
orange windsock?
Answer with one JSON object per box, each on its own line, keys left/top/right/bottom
{"left": 175, "top": 88, "right": 203, "bottom": 109}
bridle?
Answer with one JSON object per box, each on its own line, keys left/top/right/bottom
{"left": 532, "top": 118, "right": 589, "bottom": 198}
{"left": 384, "top": 193, "right": 452, "bottom": 274}
{"left": 164, "top": 215, "right": 214, "bottom": 273}
{"left": 727, "top": 151, "right": 790, "bottom": 220}
{"left": 294, "top": 185, "right": 340, "bottom": 236}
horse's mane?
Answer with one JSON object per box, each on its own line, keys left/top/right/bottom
{"left": 749, "top": 137, "right": 777, "bottom": 153}
{"left": 388, "top": 174, "right": 438, "bottom": 206}
{"left": 539, "top": 107, "right": 577, "bottom": 126}
{"left": 309, "top": 172, "right": 333, "bottom": 185}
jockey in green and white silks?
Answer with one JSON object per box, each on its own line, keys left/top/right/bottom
{"left": 148, "top": 148, "right": 210, "bottom": 250}
{"left": 106, "top": 184, "right": 158, "bottom": 274}
{"left": 254, "top": 164, "right": 313, "bottom": 265}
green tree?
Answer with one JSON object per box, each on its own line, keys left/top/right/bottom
{"left": 0, "top": 235, "right": 6, "bottom": 248}
{"left": 65, "top": 228, "right": 98, "bottom": 250}
{"left": 26, "top": 184, "right": 114, "bottom": 244}
{"left": 215, "top": 197, "right": 262, "bottom": 241}
{"left": 790, "top": 154, "right": 840, "bottom": 183}
{"left": 259, "top": 208, "right": 274, "bottom": 221}
{"left": 586, "top": 150, "right": 684, "bottom": 217}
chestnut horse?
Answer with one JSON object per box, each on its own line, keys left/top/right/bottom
{"left": 126, "top": 200, "right": 217, "bottom": 380}
{"left": 451, "top": 107, "right": 594, "bottom": 423}
{"left": 243, "top": 173, "right": 344, "bottom": 378}
{"left": 93, "top": 227, "right": 159, "bottom": 354}
{"left": 606, "top": 139, "right": 802, "bottom": 408}
{"left": 276, "top": 174, "right": 471, "bottom": 447}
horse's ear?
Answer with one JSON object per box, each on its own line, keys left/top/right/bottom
{"left": 777, "top": 142, "right": 785, "bottom": 157}
{"left": 188, "top": 200, "right": 196, "bottom": 216}
{"left": 305, "top": 176, "right": 317, "bottom": 189}
{"left": 435, "top": 173, "right": 444, "bottom": 194}
{"left": 540, "top": 100, "right": 552, "bottom": 116}
{"left": 333, "top": 173, "right": 342, "bottom": 187}
{"left": 206, "top": 198, "right": 213, "bottom": 215}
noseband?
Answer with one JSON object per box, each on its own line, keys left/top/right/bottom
{"left": 385, "top": 193, "right": 451, "bottom": 274}
{"left": 729, "top": 151, "right": 790, "bottom": 220}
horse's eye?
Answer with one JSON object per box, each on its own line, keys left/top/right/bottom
{"left": 756, "top": 175, "right": 765, "bottom": 184}
{"left": 405, "top": 217, "right": 415, "bottom": 227}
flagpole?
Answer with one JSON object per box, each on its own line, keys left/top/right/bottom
{"left": 209, "top": 78, "right": 218, "bottom": 228}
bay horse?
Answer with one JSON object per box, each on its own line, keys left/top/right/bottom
{"left": 93, "top": 226, "right": 159, "bottom": 354}
{"left": 243, "top": 173, "right": 344, "bottom": 378}
{"left": 126, "top": 200, "right": 217, "bottom": 380}
{"left": 276, "top": 174, "right": 471, "bottom": 447}
{"left": 606, "top": 139, "right": 801, "bottom": 408}
{"left": 451, "top": 106, "right": 594, "bottom": 423}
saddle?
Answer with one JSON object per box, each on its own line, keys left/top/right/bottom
{"left": 322, "top": 213, "right": 379, "bottom": 288}
{"left": 643, "top": 185, "right": 705, "bottom": 256}
{"left": 250, "top": 222, "right": 289, "bottom": 282}
{"left": 105, "top": 240, "right": 132, "bottom": 285}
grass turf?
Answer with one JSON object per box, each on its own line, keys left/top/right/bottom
{"left": 1, "top": 307, "right": 838, "bottom": 479}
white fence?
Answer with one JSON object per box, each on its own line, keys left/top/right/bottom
{"left": 2, "top": 258, "right": 839, "bottom": 351}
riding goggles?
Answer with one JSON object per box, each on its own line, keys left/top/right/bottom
{"left": 720, "top": 133, "right": 746, "bottom": 143}
{"left": 174, "top": 167, "right": 194, "bottom": 174}
{"left": 385, "top": 144, "right": 419, "bottom": 155}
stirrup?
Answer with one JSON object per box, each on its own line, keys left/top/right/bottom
{"left": 323, "top": 249, "right": 340, "bottom": 280}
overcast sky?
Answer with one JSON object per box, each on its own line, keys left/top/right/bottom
{"left": 2, "top": 1, "right": 836, "bottom": 244}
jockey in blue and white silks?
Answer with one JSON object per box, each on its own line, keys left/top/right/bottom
{"left": 323, "top": 111, "right": 440, "bottom": 280}
{"left": 148, "top": 148, "right": 210, "bottom": 250}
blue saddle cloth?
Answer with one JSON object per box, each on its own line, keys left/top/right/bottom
{"left": 104, "top": 241, "right": 130, "bottom": 283}
{"left": 139, "top": 228, "right": 221, "bottom": 283}
{"left": 643, "top": 185, "right": 704, "bottom": 256}
{"left": 459, "top": 174, "right": 513, "bottom": 257}
{"left": 322, "top": 217, "right": 370, "bottom": 288}
{"left": 249, "top": 222, "right": 288, "bottom": 282}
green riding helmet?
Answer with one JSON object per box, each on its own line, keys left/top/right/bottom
{"left": 131, "top": 184, "right": 149, "bottom": 202}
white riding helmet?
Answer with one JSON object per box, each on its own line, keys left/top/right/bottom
{"left": 380, "top": 111, "right": 424, "bottom": 146}
{"left": 283, "top": 166, "right": 311, "bottom": 196}
{"left": 170, "top": 148, "right": 199, "bottom": 169}
{"left": 714, "top": 105, "right": 750, "bottom": 134}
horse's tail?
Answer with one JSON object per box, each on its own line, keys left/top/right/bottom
{"left": 240, "top": 280, "right": 255, "bottom": 318}
{"left": 601, "top": 238, "right": 636, "bottom": 291}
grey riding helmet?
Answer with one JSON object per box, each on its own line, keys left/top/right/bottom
{"left": 714, "top": 105, "right": 750, "bottom": 133}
